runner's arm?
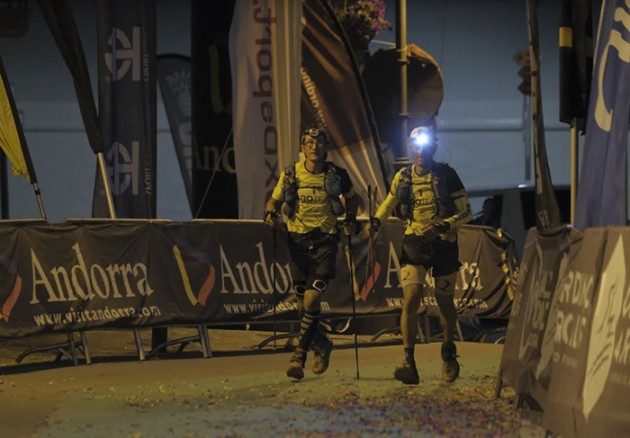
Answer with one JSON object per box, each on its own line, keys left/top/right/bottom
{"left": 441, "top": 190, "right": 472, "bottom": 230}
{"left": 374, "top": 170, "right": 402, "bottom": 224}
{"left": 264, "top": 171, "right": 285, "bottom": 221}
{"left": 440, "top": 167, "right": 472, "bottom": 230}
{"left": 374, "top": 192, "right": 399, "bottom": 224}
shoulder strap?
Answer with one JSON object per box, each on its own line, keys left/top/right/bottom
{"left": 325, "top": 161, "right": 338, "bottom": 173}
{"left": 393, "top": 165, "right": 414, "bottom": 220}
{"left": 432, "top": 162, "right": 450, "bottom": 176}
{"left": 432, "top": 162, "right": 455, "bottom": 217}
{"left": 324, "top": 161, "right": 344, "bottom": 215}
{"left": 281, "top": 163, "right": 298, "bottom": 216}
{"left": 401, "top": 165, "right": 412, "bottom": 179}
{"left": 285, "top": 162, "right": 295, "bottom": 177}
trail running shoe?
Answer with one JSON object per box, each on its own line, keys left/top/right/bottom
{"left": 286, "top": 349, "right": 306, "bottom": 380}
{"left": 394, "top": 357, "right": 420, "bottom": 385}
{"left": 311, "top": 336, "right": 333, "bottom": 375}
{"left": 441, "top": 341, "right": 460, "bottom": 382}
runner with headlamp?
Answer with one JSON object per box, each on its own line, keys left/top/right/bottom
{"left": 368, "top": 121, "right": 472, "bottom": 384}
{"left": 264, "top": 126, "right": 359, "bottom": 380}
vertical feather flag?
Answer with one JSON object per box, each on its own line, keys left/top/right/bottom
{"left": 38, "top": 0, "right": 103, "bottom": 155}
{"left": 528, "top": 0, "right": 562, "bottom": 232}
{"left": 92, "top": 0, "right": 157, "bottom": 218}
{"left": 301, "top": 0, "right": 387, "bottom": 211}
{"left": 229, "top": 0, "right": 302, "bottom": 219}
{"left": 575, "top": 0, "right": 630, "bottom": 228}
{"left": 190, "top": 1, "right": 239, "bottom": 219}
{"left": 0, "top": 55, "right": 35, "bottom": 183}
{"left": 157, "top": 54, "right": 193, "bottom": 213}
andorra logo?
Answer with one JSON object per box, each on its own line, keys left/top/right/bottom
{"left": 171, "top": 238, "right": 216, "bottom": 307}
{"left": 105, "top": 27, "right": 141, "bottom": 81}
{"left": 0, "top": 253, "right": 22, "bottom": 323}
{"left": 582, "top": 234, "right": 625, "bottom": 421}
{"left": 359, "top": 260, "right": 382, "bottom": 302}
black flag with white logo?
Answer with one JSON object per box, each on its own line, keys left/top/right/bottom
{"left": 93, "top": 0, "right": 157, "bottom": 218}
{"left": 191, "top": 0, "right": 238, "bottom": 219}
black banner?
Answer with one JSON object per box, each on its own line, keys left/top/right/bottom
{"left": 490, "top": 225, "right": 630, "bottom": 436}
{"left": 190, "top": 0, "right": 237, "bottom": 219}
{"left": 499, "top": 226, "right": 580, "bottom": 404}
{"left": 542, "top": 228, "right": 605, "bottom": 437}
{"left": 93, "top": 0, "right": 157, "bottom": 218}
{"left": 0, "top": 221, "right": 515, "bottom": 338}
{"left": 157, "top": 54, "right": 193, "bottom": 213}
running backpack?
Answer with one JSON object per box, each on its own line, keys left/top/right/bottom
{"left": 281, "top": 162, "right": 345, "bottom": 217}
{"left": 395, "top": 163, "right": 455, "bottom": 220}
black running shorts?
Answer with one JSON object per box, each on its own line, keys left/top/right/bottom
{"left": 287, "top": 229, "right": 340, "bottom": 284}
{"left": 401, "top": 234, "right": 460, "bottom": 277}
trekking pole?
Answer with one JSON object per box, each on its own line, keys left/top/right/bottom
{"left": 271, "top": 221, "right": 277, "bottom": 350}
{"left": 362, "top": 185, "right": 379, "bottom": 303}
{"left": 345, "top": 229, "right": 360, "bottom": 380}
{"left": 367, "top": 186, "right": 378, "bottom": 295}
{"left": 371, "top": 187, "right": 378, "bottom": 293}
{"left": 363, "top": 185, "right": 372, "bottom": 290}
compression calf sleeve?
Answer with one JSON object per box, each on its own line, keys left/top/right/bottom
{"left": 298, "top": 309, "right": 321, "bottom": 351}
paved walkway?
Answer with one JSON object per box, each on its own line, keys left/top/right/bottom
{"left": 0, "top": 329, "right": 545, "bottom": 437}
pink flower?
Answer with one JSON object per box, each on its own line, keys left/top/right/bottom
{"left": 331, "top": 0, "right": 391, "bottom": 47}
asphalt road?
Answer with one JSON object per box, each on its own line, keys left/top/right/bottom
{"left": 0, "top": 328, "right": 545, "bottom": 437}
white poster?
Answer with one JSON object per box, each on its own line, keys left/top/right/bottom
{"left": 229, "top": 0, "right": 302, "bottom": 219}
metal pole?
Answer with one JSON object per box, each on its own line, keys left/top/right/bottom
{"left": 570, "top": 119, "right": 579, "bottom": 224}
{"left": 345, "top": 231, "right": 360, "bottom": 380}
{"left": 271, "top": 223, "right": 277, "bottom": 349}
{"left": 395, "top": 0, "right": 409, "bottom": 162}
{"left": 32, "top": 182, "right": 47, "bottom": 220}
{"left": 626, "top": 139, "right": 628, "bottom": 225}
{"left": 97, "top": 152, "right": 117, "bottom": 219}
{"left": 0, "top": 153, "right": 7, "bottom": 219}
{"left": 523, "top": 95, "right": 532, "bottom": 181}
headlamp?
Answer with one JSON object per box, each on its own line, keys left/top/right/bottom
{"left": 303, "top": 127, "right": 327, "bottom": 144}
{"left": 409, "top": 126, "right": 434, "bottom": 149}
{"left": 304, "top": 127, "right": 322, "bottom": 137}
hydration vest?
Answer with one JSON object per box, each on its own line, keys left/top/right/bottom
{"left": 395, "top": 163, "right": 455, "bottom": 220}
{"left": 281, "top": 161, "right": 345, "bottom": 217}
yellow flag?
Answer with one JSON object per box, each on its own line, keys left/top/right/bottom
{"left": 0, "top": 58, "right": 31, "bottom": 182}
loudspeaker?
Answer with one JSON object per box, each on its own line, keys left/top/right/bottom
{"left": 362, "top": 44, "right": 444, "bottom": 160}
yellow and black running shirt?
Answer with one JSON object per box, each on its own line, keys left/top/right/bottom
{"left": 375, "top": 164, "right": 471, "bottom": 242}
{"left": 271, "top": 161, "right": 356, "bottom": 235}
